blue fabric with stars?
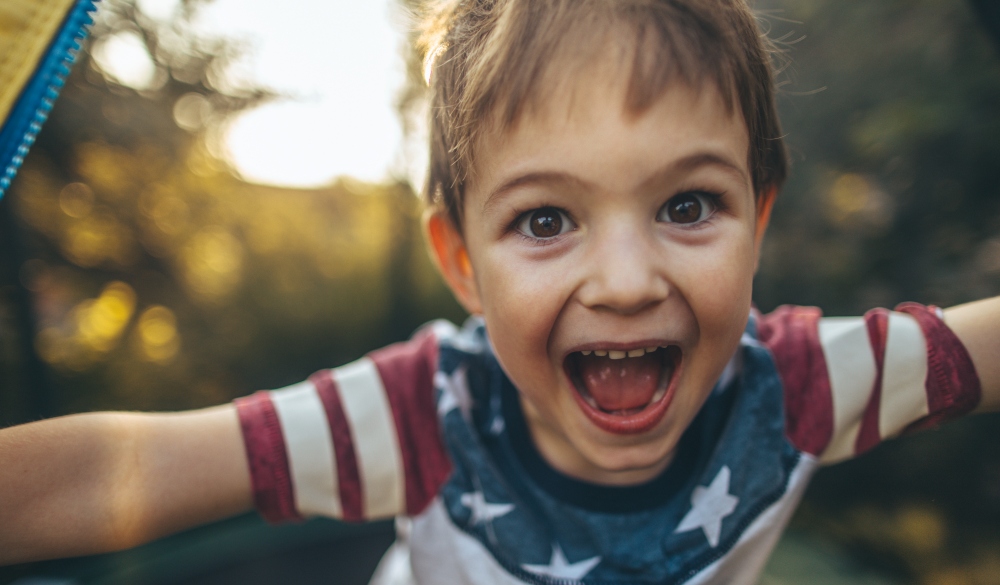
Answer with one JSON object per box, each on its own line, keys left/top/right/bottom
{"left": 431, "top": 317, "right": 801, "bottom": 584}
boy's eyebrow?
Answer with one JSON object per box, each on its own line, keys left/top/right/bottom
{"left": 482, "top": 151, "right": 749, "bottom": 212}
{"left": 482, "top": 171, "right": 593, "bottom": 213}
{"left": 638, "top": 152, "right": 751, "bottom": 192}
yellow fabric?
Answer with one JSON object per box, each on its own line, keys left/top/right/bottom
{"left": 0, "top": 0, "right": 78, "bottom": 124}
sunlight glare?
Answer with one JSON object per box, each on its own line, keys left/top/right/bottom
{"left": 136, "top": 0, "right": 179, "bottom": 21}
{"left": 92, "top": 30, "right": 158, "bottom": 90}
{"left": 190, "top": 0, "right": 409, "bottom": 187}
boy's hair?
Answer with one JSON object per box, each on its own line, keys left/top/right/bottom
{"left": 412, "top": 0, "right": 788, "bottom": 229}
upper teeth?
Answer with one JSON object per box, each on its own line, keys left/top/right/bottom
{"left": 581, "top": 347, "right": 662, "bottom": 359}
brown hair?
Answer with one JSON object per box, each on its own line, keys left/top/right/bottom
{"left": 409, "top": 0, "right": 788, "bottom": 229}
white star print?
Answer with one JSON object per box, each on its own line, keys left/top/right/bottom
{"left": 522, "top": 543, "right": 601, "bottom": 580}
{"left": 435, "top": 319, "right": 486, "bottom": 354}
{"left": 460, "top": 490, "right": 514, "bottom": 525}
{"left": 674, "top": 465, "right": 739, "bottom": 548}
{"left": 436, "top": 365, "right": 471, "bottom": 419}
{"left": 489, "top": 415, "right": 505, "bottom": 436}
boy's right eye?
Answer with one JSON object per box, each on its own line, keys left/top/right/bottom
{"left": 516, "top": 207, "right": 575, "bottom": 239}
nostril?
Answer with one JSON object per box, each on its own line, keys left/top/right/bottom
{"left": 584, "top": 284, "right": 669, "bottom": 315}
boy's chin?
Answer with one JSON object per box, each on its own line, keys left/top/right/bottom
{"left": 563, "top": 345, "right": 683, "bottom": 436}
{"left": 564, "top": 431, "right": 682, "bottom": 486}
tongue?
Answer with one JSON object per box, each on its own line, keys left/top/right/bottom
{"left": 577, "top": 352, "right": 662, "bottom": 412}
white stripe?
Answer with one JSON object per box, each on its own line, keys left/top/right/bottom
{"left": 879, "top": 312, "right": 929, "bottom": 439}
{"left": 334, "top": 357, "right": 406, "bottom": 519}
{"left": 269, "top": 380, "right": 341, "bottom": 518}
{"left": 683, "top": 455, "right": 819, "bottom": 585}
{"left": 409, "top": 499, "right": 536, "bottom": 585}
{"left": 818, "top": 318, "right": 877, "bottom": 464}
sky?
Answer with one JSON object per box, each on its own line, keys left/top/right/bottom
{"left": 101, "top": 0, "right": 414, "bottom": 188}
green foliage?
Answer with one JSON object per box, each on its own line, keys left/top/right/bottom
{"left": 0, "top": 0, "right": 464, "bottom": 421}
{"left": 754, "top": 1, "right": 1000, "bottom": 582}
{"left": 756, "top": 0, "right": 1000, "bottom": 314}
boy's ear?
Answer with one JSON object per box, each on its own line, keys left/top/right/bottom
{"left": 753, "top": 186, "right": 778, "bottom": 272}
{"left": 424, "top": 209, "right": 484, "bottom": 315}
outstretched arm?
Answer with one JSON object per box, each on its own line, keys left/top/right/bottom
{"left": 944, "top": 296, "right": 1000, "bottom": 412}
{"left": 0, "top": 405, "right": 252, "bottom": 565}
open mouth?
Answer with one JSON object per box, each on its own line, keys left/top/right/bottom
{"left": 564, "top": 344, "right": 683, "bottom": 435}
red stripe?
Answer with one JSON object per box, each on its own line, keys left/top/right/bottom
{"left": 368, "top": 328, "right": 453, "bottom": 516}
{"left": 234, "top": 391, "right": 302, "bottom": 524}
{"left": 757, "top": 305, "right": 834, "bottom": 456}
{"left": 855, "top": 309, "right": 889, "bottom": 455}
{"left": 896, "top": 303, "right": 982, "bottom": 431}
{"left": 309, "top": 370, "right": 364, "bottom": 522}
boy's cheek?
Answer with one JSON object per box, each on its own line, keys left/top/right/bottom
{"left": 477, "top": 251, "right": 572, "bottom": 330}
{"left": 677, "top": 231, "right": 757, "bottom": 293}
{"left": 674, "top": 243, "right": 756, "bottom": 356}
{"left": 484, "top": 294, "right": 562, "bottom": 370}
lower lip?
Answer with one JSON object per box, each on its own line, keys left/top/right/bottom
{"left": 566, "top": 357, "right": 682, "bottom": 435}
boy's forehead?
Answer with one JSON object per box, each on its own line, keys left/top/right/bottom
{"left": 465, "top": 26, "right": 749, "bottom": 189}
{"left": 465, "top": 85, "right": 753, "bottom": 218}
{"left": 467, "top": 60, "right": 751, "bottom": 205}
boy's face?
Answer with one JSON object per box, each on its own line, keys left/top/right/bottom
{"left": 432, "top": 67, "right": 767, "bottom": 486}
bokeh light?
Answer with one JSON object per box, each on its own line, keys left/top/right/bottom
{"left": 178, "top": 226, "right": 244, "bottom": 302}
{"left": 75, "top": 281, "right": 137, "bottom": 352}
{"left": 136, "top": 305, "right": 180, "bottom": 363}
{"left": 91, "top": 30, "right": 159, "bottom": 90}
{"left": 34, "top": 281, "right": 137, "bottom": 371}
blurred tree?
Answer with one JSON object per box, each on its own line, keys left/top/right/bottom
{"left": 755, "top": 0, "right": 1000, "bottom": 315}
{"left": 752, "top": 1, "right": 1000, "bottom": 583}
{"left": 1, "top": 0, "right": 270, "bottom": 423}
{"left": 0, "top": 0, "right": 463, "bottom": 427}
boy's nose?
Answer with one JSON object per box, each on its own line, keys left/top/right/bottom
{"left": 576, "top": 227, "right": 670, "bottom": 315}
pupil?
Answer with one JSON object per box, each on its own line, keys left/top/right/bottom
{"left": 530, "top": 209, "right": 562, "bottom": 237}
{"left": 668, "top": 195, "right": 702, "bottom": 223}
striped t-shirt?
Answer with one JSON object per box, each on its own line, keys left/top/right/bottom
{"left": 235, "top": 303, "right": 979, "bottom": 585}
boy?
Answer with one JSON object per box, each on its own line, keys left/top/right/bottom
{"left": 2, "top": 0, "right": 999, "bottom": 584}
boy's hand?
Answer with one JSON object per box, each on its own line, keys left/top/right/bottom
{"left": 0, "top": 405, "right": 252, "bottom": 565}
{"left": 944, "top": 296, "right": 1000, "bottom": 412}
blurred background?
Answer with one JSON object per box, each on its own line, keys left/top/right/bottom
{"left": 0, "top": 0, "right": 998, "bottom": 583}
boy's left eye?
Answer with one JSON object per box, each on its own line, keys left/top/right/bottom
{"left": 657, "top": 191, "right": 718, "bottom": 225}
{"left": 516, "top": 207, "right": 575, "bottom": 239}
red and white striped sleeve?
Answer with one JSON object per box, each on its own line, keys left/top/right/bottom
{"left": 233, "top": 329, "right": 453, "bottom": 524}
{"left": 757, "top": 303, "right": 981, "bottom": 465}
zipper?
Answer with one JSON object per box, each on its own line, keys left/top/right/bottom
{"left": 0, "top": 0, "right": 100, "bottom": 199}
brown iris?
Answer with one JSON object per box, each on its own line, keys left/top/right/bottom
{"left": 529, "top": 208, "right": 563, "bottom": 237}
{"left": 664, "top": 193, "right": 704, "bottom": 224}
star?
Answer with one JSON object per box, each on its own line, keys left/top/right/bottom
{"left": 460, "top": 490, "right": 514, "bottom": 525}
{"left": 674, "top": 465, "right": 739, "bottom": 548}
{"left": 436, "top": 365, "right": 471, "bottom": 418}
{"left": 522, "top": 543, "right": 601, "bottom": 580}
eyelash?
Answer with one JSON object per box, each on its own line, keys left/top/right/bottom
{"left": 509, "top": 205, "right": 574, "bottom": 246}
{"left": 657, "top": 189, "right": 725, "bottom": 227}
{"left": 508, "top": 188, "right": 727, "bottom": 242}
